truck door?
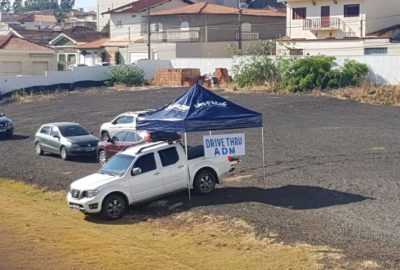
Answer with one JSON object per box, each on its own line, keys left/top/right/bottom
{"left": 158, "top": 147, "right": 188, "bottom": 193}
{"left": 129, "top": 153, "right": 164, "bottom": 202}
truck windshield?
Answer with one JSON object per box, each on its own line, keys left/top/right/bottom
{"left": 99, "top": 154, "right": 135, "bottom": 176}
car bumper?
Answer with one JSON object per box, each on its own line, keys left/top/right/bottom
{"left": 67, "top": 192, "right": 101, "bottom": 214}
{"left": 0, "top": 127, "right": 13, "bottom": 134}
{"left": 67, "top": 147, "right": 97, "bottom": 156}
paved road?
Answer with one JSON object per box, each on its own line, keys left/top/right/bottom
{"left": 1, "top": 88, "right": 399, "bottom": 268}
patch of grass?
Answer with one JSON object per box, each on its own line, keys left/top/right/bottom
{"left": 320, "top": 84, "right": 400, "bottom": 106}
{"left": 0, "top": 179, "right": 352, "bottom": 270}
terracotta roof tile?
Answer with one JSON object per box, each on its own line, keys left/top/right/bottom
{"left": 0, "top": 34, "right": 53, "bottom": 51}
{"left": 151, "top": 2, "right": 285, "bottom": 17}
{"left": 104, "top": 0, "right": 193, "bottom": 14}
{"left": 77, "top": 38, "right": 110, "bottom": 49}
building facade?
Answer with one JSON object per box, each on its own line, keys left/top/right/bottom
{"left": 278, "top": 0, "right": 400, "bottom": 55}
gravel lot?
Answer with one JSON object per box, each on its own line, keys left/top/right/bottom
{"left": 1, "top": 88, "right": 399, "bottom": 268}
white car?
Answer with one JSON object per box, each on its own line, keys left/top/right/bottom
{"left": 67, "top": 141, "right": 236, "bottom": 219}
{"left": 100, "top": 111, "right": 150, "bottom": 140}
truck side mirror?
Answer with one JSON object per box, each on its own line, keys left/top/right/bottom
{"left": 131, "top": 167, "right": 142, "bottom": 176}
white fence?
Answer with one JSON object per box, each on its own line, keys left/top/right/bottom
{"left": 0, "top": 66, "right": 109, "bottom": 96}
{"left": 1, "top": 56, "right": 400, "bottom": 96}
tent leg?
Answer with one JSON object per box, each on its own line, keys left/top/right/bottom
{"left": 185, "top": 132, "right": 191, "bottom": 201}
{"left": 262, "top": 127, "right": 266, "bottom": 189}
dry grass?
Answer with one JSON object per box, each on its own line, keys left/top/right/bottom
{"left": 0, "top": 178, "right": 365, "bottom": 270}
{"left": 316, "top": 84, "right": 400, "bottom": 106}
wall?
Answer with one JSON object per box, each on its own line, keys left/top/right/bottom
{"left": 2, "top": 56, "right": 400, "bottom": 96}
{"left": 0, "top": 66, "right": 109, "bottom": 95}
{"left": 97, "top": 0, "right": 133, "bottom": 31}
{"left": 366, "top": 0, "right": 400, "bottom": 34}
{"left": 0, "top": 50, "right": 57, "bottom": 76}
{"left": 286, "top": 0, "right": 366, "bottom": 39}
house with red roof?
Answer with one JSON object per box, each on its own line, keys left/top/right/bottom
{"left": 104, "top": 0, "right": 286, "bottom": 61}
{"left": 0, "top": 34, "right": 57, "bottom": 76}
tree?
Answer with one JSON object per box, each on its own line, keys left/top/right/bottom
{"left": 13, "top": 0, "right": 23, "bottom": 12}
{"left": 53, "top": 9, "right": 66, "bottom": 29}
{"left": 0, "top": 0, "right": 11, "bottom": 12}
{"left": 60, "top": 0, "right": 74, "bottom": 11}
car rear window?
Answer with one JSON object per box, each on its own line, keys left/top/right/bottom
{"left": 125, "top": 131, "right": 142, "bottom": 142}
{"left": 40, "top": 126, "right": 51, "bottom": 134}
{"left": 158, "top": 147, "right": 179, "bottom": 167}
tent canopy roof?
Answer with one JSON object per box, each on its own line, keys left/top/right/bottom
{"left": 136, "top": 84, "right": 263, "bottom": 133}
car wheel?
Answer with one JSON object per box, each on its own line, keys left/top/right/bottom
{"left": 98, "top": 149, "right": 108, "bottom": 166}
{"left": 101, "top": 194, "right": 126, "bottom": 220}
{"left": 6, "top": 128, "right": 13, "bottom": 138}
{"left": 60, "top": 146, "right": 68, "bottom": 160}
{"left": 193, "top": 169, "right": 217, "bottom": 195}
{"left": 101, "top": 131, "right": 110, "bottom": 141}
{"left": 35, "top": 142, "right": 43, "bottom": 155}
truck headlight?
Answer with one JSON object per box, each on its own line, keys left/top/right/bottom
{"left": 83, "top": 190, "right": 99, "bottom": 198}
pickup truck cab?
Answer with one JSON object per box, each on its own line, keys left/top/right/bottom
{"left": 67, "top": 141, "right": 236, "bottom": 219}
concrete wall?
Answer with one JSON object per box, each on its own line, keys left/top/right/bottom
{"left": 2, "top": 56, "right": 400, "bottom": 96}
{"left": 0, "top": 66, "right": 108, "bottom": 95}
{"left": 0, "top": 50, "right": 57, "bottom": 76}
{"left": 365, "top": 0, "right": 400, "bottom": 34}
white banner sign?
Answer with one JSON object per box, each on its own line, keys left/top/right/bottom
{"left": 203, "top": 133, "right": 245, "bottom": 158}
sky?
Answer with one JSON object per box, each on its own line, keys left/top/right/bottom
{"left": 10, "top": 0, "right": 98, "bottom": 11}
{"left": 74, "top": 0, "right": 97, "bottom": 10}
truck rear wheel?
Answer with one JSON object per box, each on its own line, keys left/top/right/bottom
{"left": 193, "top": 169, "right": 216, "bottom": 195}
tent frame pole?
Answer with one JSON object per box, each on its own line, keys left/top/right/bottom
{"left": 185, "top": 132, "right": 191, "bottom": 200}
{"left": 262, "top": 127, "right": 266, "bottom": 189}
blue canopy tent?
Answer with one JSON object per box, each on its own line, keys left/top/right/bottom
{"left": 136, "top": 84, "right": 265, "bottom": 198}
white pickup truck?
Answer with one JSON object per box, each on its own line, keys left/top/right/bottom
{"left": 67, "top": 141, "right": 236, "bottom": 219}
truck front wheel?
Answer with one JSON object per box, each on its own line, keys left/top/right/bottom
{"left": 101, "top": 194, "right": 127, "bottom": 220}
{"left": 193, "top": 169, "right": 216, "bottom": 195}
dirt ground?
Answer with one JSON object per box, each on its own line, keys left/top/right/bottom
{"left": 0, "top": 179, "right": 346, "bottom": 270}
{"left": 1, "top": 87, "right": 399, "bottom": 268}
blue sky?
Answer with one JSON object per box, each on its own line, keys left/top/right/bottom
{"left": 74, "top": 0, "right": 97, "bottom": 10}
{"left": 10, "top": 0, "right": 98, "bottom": 10}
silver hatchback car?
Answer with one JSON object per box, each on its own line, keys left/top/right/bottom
{"left": 35, "top": 123, "right": 99, "bottom": 160}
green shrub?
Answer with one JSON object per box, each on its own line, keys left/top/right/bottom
{"left": 232, "top": 57, "right": 279, "bottom": 87}
{"left": 278, "top": 56, "right": 369, "bottom": 92}
{"left": 278, "top": 55, "right": 336, "bottom": 92}
{"left": 106, "top": 65, "right": 145, "bottom": 87}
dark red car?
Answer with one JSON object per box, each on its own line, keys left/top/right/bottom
{"left": 97, "top": 130, "right": 180, "bottom": 166}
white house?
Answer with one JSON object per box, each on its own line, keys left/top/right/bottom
{"left": 277, "top": 0, "right": 400, "bottom": 55}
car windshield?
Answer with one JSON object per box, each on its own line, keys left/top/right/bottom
{"left": 99, "top": 154, "right": 135, "bottom": 176}
{"left": 59, "top": 125, "right": 89, "bottom": 137}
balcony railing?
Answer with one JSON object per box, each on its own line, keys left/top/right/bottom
{"left": 151, "top": 30, "right": 200, "bottom": 42}
{"left": 235, "top": 32, "right": 260, "bottom": 41}
{"left": 303, "top": 17, "right": 341, "bottom": 31}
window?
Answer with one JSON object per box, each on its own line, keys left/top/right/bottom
{"left": 125, "top": 116, "right": 134, "bottom": 123}
{"left": 151, "top": 23, "right": 163, "bottom": 32}
{"left": 114, "top": 116, "right": 127, "bottom": 124}
{"left": 113, "top": 131, "right": 127, "bottom": 142}
{"left": 293, "top": 7, "right": 306, "bottom": 20}
{"left": 241, "top": 22, "right": 251, "bottom": 32}
{"left": 125, "top": 131, "right": 142, "bottom": 142}
{"left": 158, "top": 147, "right": 179, "bottom": 167}
{"left": 50, "top": 127, "right": 59, "bottom": 137}
{"left": 40, "top": 126, "right": 51, "bottom": 135}
{"left": 344, "top": 4, "right": 360, "bottom": 17}
{"left": 134, "top": 153, "right": 157, "bottom": 173}
{"left": 181, "top": 21, "right": 189, "bottom": 31}
{"left": 116, "top": 20, "right": 123, "bottom": 29}
{"left": 290, "top": 49, "right": 304, "bottom": 56}
{"left": 364, "top": 47, "right": 388, "bottom": 55}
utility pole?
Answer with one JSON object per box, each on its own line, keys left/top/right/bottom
{"left": 147, "top": 0, "right": 151, "bottom": 60}
{"left": 238, "top": 2, "right": 242, "bottom": 53}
